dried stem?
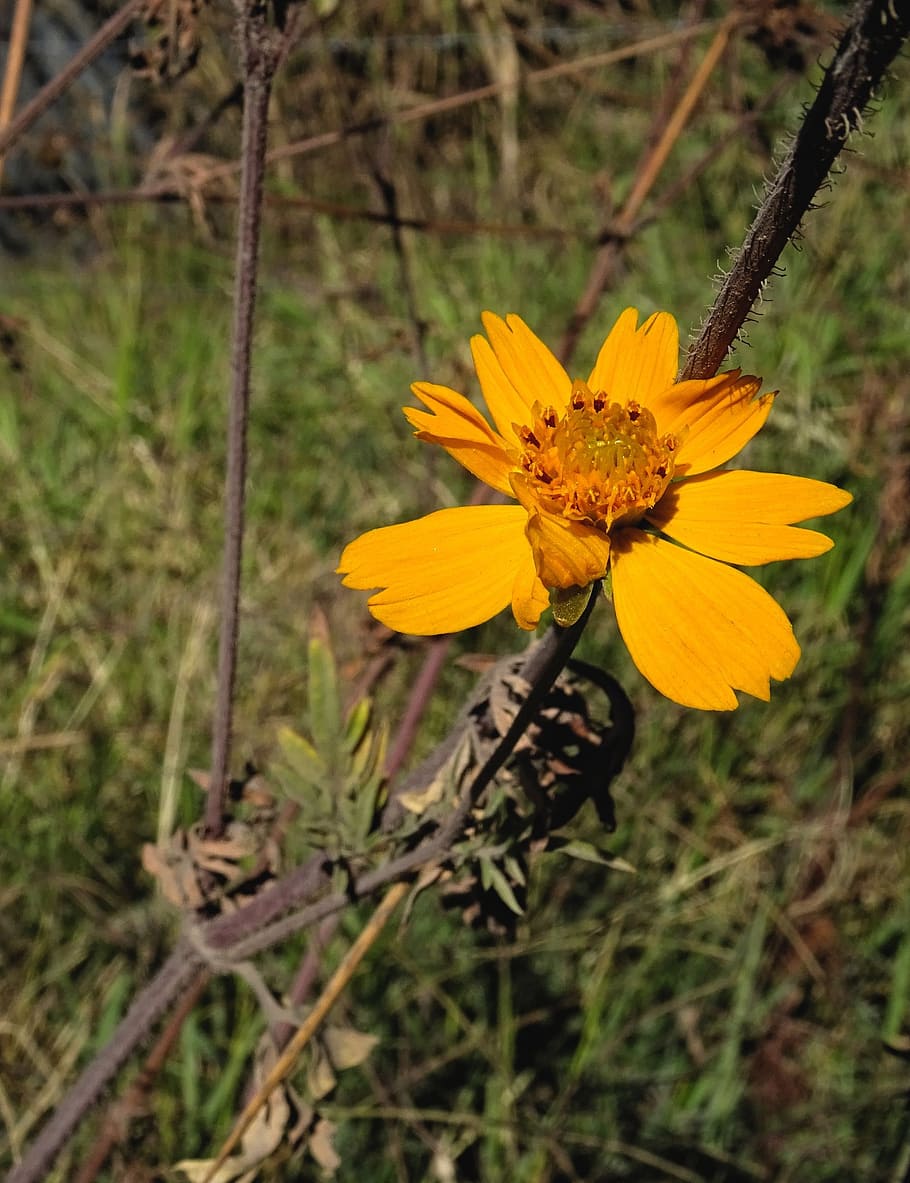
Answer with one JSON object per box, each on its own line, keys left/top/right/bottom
{"left": 558, "top": 12, "right": 738, "bottom": 364}
{"left": 0, "top": 0, "right": 145, "bottom": 160}
{"left": 0, "top": 186, "right": 575, "bottom": 241}
{"left": 0, "top": 0, "right": 34, "bottom": 187}
{"left": 205, "top": 2, "right": 284, "bottom": 838}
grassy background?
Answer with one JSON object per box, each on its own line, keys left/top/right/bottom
{"left": 1, "top": 3, "right": 909, "bottom": 1180}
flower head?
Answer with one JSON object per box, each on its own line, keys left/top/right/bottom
{"left": 338, "top": 309, "right": 851, "bottom": 710}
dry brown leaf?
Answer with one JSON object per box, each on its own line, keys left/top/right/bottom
{"left": 141, "top": 838, "right": 204, "bottom": 909}
{"left": 322, "top": 1025, "right": 378, "bottom": 1070}
{"left": 309, "top": 1118, "right": 341, "bottom": 1174}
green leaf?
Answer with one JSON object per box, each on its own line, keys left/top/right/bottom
{"left": 276, "top": 725, "right": 325, "bottom": 787}
{"left": 548, "top": 837, "right": 636, "bottom": 873}
{"left": 307, "top": 635, "right": 342, "bottom": 755}
{"left": 483, "top": 861, "right": 525, "bottom": 916}
{"left": 344, "top": 697, "right": 372, "bottom": 753}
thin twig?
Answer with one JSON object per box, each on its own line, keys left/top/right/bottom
{"left": 0, "top": 0, "right": 145, "bottom": 160}
{"left": 0, "top": 0, "right": 34, "bottom": 187}
{"left": 205, "top": 3, "right": 285, "bottom": 838}
{"left": 558, "top": 12, "right": 739, "bottom": 364}
{"left": 0, "top": 186, "right": 576, "bottom": 241}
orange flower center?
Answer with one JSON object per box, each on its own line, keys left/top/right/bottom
{"left": 516, "top": 378, "right": 678, "bottom": 531}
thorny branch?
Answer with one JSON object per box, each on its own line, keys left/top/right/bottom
{"left": 8, "top": 5, "right": 910, "bottom": 1182}
{"left": 682, "top": 0, "right": 910, "bottom": 381}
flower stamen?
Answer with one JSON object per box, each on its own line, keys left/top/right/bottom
{"left": 516, "top": 378, "right": 679, "bottom": 531}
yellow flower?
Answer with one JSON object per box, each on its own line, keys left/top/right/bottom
{"left": 338, "top": 309, "right": 851, "bottom": 710}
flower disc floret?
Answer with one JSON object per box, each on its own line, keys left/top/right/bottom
{"left": 516, "top": 378, "right": 678, "bottom": 531}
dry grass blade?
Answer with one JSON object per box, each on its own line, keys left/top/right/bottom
{"left": 197, "top": 20, "right": 719, "bottom": 186}
{"left": 558, "top": 12, "right": 739, "bottom": 363}
{"left": 0, "top": 0, "right": 33, "bottom": 186}
{"left": 201, "top": 881, "right": 409, "bottom": 1183}
{"left": 0, "top": 0, "right": 145, "bottom": 159}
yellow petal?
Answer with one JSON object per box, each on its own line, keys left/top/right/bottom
{"left": 648, "top": 471, "right": 853, "bottom": 565}
{"left": 406, "top": 382, "right": 513, "bottom": 495}
{"left": 483, "top": 311, "right": 571, "bottom": 408}
{"left": 511, "top": 474, "right": 612, "bottom": 589}
{"left": 338, "top": 505, "right": 531, "bottom": 635}
{"left": 610, "top": 530, "right": 800, "bottom": 710}
{"left": 511, "top": 549, "right": 550, "bottom": 631}
{"left": 470, "top": 314, "right": 571, "bottom": 446}
{"left": 471, "top": 333, "right": 535, "bottom": 447}
{"left": 650, "top": 372, "right": 774, "bottom": 477}
{"left": 587, "top": 309, "right": 679, "bottom": 405}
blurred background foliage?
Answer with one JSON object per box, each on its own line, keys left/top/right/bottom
{"left": 1, "top": 1, "right": 909, "bottom": 1179}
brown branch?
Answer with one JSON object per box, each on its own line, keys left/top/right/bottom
{"left": 0, "top": 0, "right": 145, "bottom": 160}
{"left": 0, "top": 0, "right": 34, "bottom": 187}
{"left": 197, "top": 20, "right": 719, "bottom": 187}
{"left": 0, "top": 186, "right": 576, "bottom": 241}
{"left": 205, "top": 4, "right": 285, "bottom": 838}
{"left": 558, "top": 12, "right": 739, "bottom": 365}
{"left": 681, "top": 0, "right": 910, "bottom": 381}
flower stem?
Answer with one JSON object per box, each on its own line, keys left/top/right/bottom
{"left": 205, "top": 3, "right": 283, "bottom": 838}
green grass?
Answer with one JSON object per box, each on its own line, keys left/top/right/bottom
{"left": 2, "top": 8, "right": 909, "bottom": 1180}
